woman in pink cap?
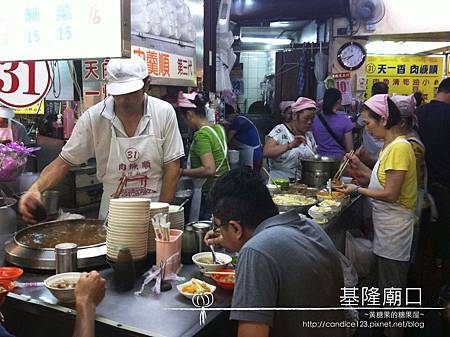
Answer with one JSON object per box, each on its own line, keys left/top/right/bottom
{"left": 337, "top": 94, "right": 417, "bottom": 337}
{"left": 264, "top": 97, "right": 318, "bottom": 181}
{"left": 177, "top": 92, "right": 230, "bottom": 222}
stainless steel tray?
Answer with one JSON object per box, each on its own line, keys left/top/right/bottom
{"left": 4, "top": 219, "right": 106, "bottom": 270}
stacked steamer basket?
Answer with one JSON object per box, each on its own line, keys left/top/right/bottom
{"left": 107, "top": 198, "right": 150, "bottom": 261}
{"left": 168, "top": 205, "right": 185, "bottom": 231}
{"left": 148, "top": 202, "right": 170, "bottom": 254}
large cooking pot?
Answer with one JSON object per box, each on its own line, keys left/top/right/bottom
{"left": 4, "top": 219, "right": 106, "bottom": 270}
{"left": 0, "top": 198, "right": 17, "bottom": 234}
{"left": 301, "top": 157, "right": 340, "bottom": 188}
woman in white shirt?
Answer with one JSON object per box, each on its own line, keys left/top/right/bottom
{"left": 263, "top": 97, "right": 317, "bottom": 181}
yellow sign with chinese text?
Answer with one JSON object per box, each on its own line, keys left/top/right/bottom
{"left": 365, "top": 55, "right": 444, "bottom": 102}
{"left": 14, "top": 101, "right": 45, "bottom": 115}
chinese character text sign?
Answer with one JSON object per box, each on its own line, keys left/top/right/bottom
{"left": 0, "top": 0, "right": 125, "bottom": 61}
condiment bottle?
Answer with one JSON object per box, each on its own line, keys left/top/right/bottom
{"left": 55, "top": 243, "right": 78, "bottom": 274}
{"left": 113, "top": 247, "right": 135, "bottom": 292}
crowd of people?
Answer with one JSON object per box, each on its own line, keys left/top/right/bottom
{"left": 13, "top": 56, "right": 449, "bottom": 337}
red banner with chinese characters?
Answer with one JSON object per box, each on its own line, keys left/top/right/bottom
{"left": 132, "top": 46, "right": 195, "bottom": 81}
{"left": 365, "top": 55, "right": 444, "bottom": 102}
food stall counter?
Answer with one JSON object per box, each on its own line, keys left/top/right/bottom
{"left": 0, "top": 235, "right": 234, "bottom": 337}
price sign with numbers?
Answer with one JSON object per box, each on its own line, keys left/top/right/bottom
{"left": 0, "top": 61, "right": 51, "bottom": 109}
{"left": 335, "top": 79, "right": 352, "bottom": 106}
{"left": 0, "top": 0, "right": 129, "bottom": 62}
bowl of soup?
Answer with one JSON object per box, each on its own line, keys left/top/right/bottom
{"left": 211, "top": 269, "right": 235, "bottom": 290}
{"left": 44, "top": 272, "right": 81, "bottom": 303}
{"left": 192, "top": 252, "right": 232, "bottom": 275}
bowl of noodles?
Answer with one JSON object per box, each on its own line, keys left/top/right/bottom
{"left": 211, "top": 269, "right": 235, "bottom": 290}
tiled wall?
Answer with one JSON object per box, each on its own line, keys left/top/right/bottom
{"left": 237, "top": 51, "right": 276, "bottom": 113}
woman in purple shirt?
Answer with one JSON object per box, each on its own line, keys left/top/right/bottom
{"left": 312, "top": 88, "right": 354, "bottom": 159}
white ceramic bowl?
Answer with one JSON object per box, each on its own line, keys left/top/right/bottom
{"left": 342, "top": 176, "right": 353, "bottom": 184}
{"left": 318, "top": 200, "right": 342, "bottom": 213}
{"left": 176, "top": 280, "right": 216, "bottom": 299}
{"left": 192, "top": 252, "right": 232, "bottom": 274}
{"left": 44, "top": 272, "right": 82, "bottom": 303}
{"left": 308, "top": 205, "right": 334, "bottom": 220}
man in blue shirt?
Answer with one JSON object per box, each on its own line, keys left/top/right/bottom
{"left": 225, "top": 104, "right": 263, "bottom": 171}
{"left": 205, "top": 168, "right": 345, "bottom": 337}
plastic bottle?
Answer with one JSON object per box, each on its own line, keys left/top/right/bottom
{"left": 113, "top": 247, "right": 135, "bottom": 292}
{"left": 63, "top": 102, "right": 75, "bottom": 139}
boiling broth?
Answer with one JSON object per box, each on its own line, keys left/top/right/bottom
{"left": 18, "top": 222, "right": 106, "bottom": 249}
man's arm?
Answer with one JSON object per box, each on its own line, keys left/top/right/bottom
{"left": 19, "top": 157, "right": 71, "bottom": 223}
{"left": 159, "top": 159, "right": 180, "bottom": 203}
{"left": 238, "top": 322, "right": 270, "bottom": 337}
{"left": 73, "top": 271, "right": 106, "bottom": 337}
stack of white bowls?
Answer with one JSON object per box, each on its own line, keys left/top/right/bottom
{"left": 148, "top": 202, "right": 170, "bottom": 253}
{"left": 107, "top": 198, "right": 150, "bottom": 261}
{"left": 168, "top": 205, "right": 185, "bottom": 230}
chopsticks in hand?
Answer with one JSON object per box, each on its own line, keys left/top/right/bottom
{"left": 334, "top": 150, "right": 355, "bottom": 182}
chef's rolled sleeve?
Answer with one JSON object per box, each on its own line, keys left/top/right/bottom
{"left": 59, "top": 112, "right": 95, "bottom": 166}
{"left": 162, "top": 105, "right": 184, "bottom": 164}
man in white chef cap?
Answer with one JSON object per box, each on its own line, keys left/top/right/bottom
{"left": 0, "top": 105, "right": 30, "bottom": 145}
{"left": 19, "top": 56, "right": 184, "bottom": 223}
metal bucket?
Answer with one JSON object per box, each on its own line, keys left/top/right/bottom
{"left": 301, "top": 157, "right": 340, "bottom": 188}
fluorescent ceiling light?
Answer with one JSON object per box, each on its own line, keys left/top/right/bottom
{"left": 366, "top": 41, "right": 450, "bottom": 55}
{"left": 241, "top": 37, "right": 292, "bottom": 45}
{"left": 270, "top": 21, "right": 291, "bottom": 28}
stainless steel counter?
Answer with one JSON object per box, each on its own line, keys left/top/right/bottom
{"left": 0, "top": 235, "right": 234, "bottom": 337}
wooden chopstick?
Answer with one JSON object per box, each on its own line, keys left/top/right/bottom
{"left": 334, "top": 150, "right": 354, "bottom": 181}
{"left": 262, "top": 167, "right": 282, "bottom": 192}
{"left": 204, "top": 271, "right": 235, "bottom": 275}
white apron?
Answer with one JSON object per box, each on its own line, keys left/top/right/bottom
{"left": 369, "top": 138, "right": 415, "bottom": 262}
{"left": 0, "top": 120, "right": 13, "bottom": 143}
{"left": 269, "top": 132, "right": 316, "bottom": 180}
{"left": 188, "top": 125, "right": 229, "bottom": 222}
{"left": 99, "top": 101, "right": 164, "bottom": 219}
{"left": 231, "top": 116, "right": 261, "bottom": 168}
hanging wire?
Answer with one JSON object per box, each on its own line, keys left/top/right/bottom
{"left": 66, "top": 60, "right": 84, "bottom": 114}
{"left": 51, "top": 61, "right": 61, "bottom": 99}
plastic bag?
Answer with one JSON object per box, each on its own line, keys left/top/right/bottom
{"left": 345, "top": 230, "right": 374, "bottom": 279}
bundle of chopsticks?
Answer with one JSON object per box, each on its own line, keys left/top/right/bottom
{"left": 333, "top": 150, "right": 355, "bottom": 182}
{"left": 152, "top": 213, "right": 171, "bottom": 241}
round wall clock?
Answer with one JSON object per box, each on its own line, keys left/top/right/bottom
{"left": 337, "top": 41, "right": 367, "bottom": 71}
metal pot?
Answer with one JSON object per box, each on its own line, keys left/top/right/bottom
{"left": 0, "top": 197, "right": 17, "bottom": 234}
{"left": 301, "top": 157, "right": 340, "bottom": 188}
{"left": 181, "top": 224, "right": 196, "bottom": 264}
{"left": 190, "top": 221, "right": 213, "bottom": 253}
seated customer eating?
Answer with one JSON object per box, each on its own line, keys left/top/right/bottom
{"left": 205, "top": 167, "right": 346, "bottom": 337}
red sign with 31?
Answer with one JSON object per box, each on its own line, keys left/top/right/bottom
{"left": 0, "top": 61, "right": 52, "bottom": 109}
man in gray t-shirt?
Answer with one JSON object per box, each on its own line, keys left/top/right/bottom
{"left": 206, "top": 168, "right": 346, "bottom": 337}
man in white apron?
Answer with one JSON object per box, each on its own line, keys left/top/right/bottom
{"left": 19, "top": 56, "right": 184, "bottom": 222}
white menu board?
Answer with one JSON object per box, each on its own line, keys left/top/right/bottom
{"left": 0, "top": 0, "right": 130, "bottom": 62}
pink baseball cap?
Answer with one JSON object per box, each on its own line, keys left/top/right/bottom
{"left": 291, "top": 97, "right": 317, "bottom": 113}
{"left": 177, "top": 91, "right": 197, "bottom": 108}
{"left": 106, "top": 55, "right": 148, "bottom": 95}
